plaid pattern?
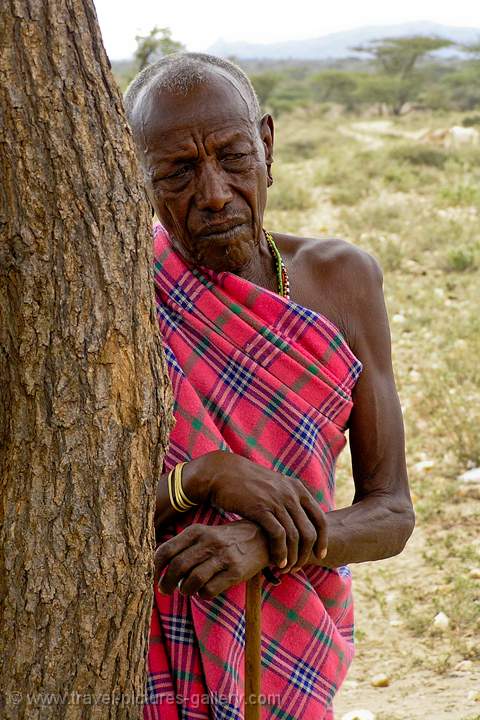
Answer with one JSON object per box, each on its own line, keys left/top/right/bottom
{"left": 145, "top": 225, "right": 363, "bottom": 720}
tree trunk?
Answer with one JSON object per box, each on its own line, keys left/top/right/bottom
{"left": 0, "top": 1, "right": 173, "bottom": 717}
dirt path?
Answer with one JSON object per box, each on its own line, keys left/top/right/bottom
{"left": 333, "top": 526, "right": 480, "bottom": 720}
{"left": 339, "top": 120, "right": 427, "bottom": 149}
{"left": 338, "top": 125, "right": 385, "bottom": 149}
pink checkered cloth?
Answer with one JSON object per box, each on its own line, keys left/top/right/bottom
{"left": 144, "top": 225, "right": 362, "bottom": 720}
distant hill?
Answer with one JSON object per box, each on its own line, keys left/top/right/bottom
{"left": 208, "top": 21, "right": 480, "bottom": 60}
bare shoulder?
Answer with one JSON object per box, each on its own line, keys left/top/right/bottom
{"left": 275, "top": 233, "right": 384, "bottom": 347}
{"left": 298, "top": 235, "right": 380, "bottom": 284}
{"left": 277, "top": 232, "right": 380, "bottom": 280}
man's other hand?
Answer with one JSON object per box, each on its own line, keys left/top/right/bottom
{"left": 154, "top": 521, "right": 269, "bottom": 599}
{"left": 183, "top": 451, "right": 328, "bottom": 573}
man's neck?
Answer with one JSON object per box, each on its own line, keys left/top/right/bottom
{"left": 235, "top": 232, "right": 278, "bottom": 294}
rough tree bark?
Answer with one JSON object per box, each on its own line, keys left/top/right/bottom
{"left": 0, "top": 1, "right": 173, "bottom": 717}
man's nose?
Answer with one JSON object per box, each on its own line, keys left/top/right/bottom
{"left": 195, "top": 160, "right": 233, "bottom": 211}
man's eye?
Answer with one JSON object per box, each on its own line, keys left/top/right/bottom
{"left": 166, "top": 166, "right": 192, "bottom": 179}
{"left": 221, "top": 153, "right": 250, "bottom": 170}
{"left": 154, "top": 166, "right": 192, "bottom": 184}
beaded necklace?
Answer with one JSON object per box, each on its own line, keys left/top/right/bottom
{"left": 264, "top": 230, "right": 290, "bottom": 299}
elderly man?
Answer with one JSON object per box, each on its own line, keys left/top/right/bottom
{"left": 124, "top": 53, "right": 414, "bottom": 720}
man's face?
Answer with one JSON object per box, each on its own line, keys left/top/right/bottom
{"left": 134, "top": 71, "right": 274, "bottom": 272}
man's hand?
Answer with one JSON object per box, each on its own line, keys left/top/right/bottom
{"left": 155, "top": 520, "right": 270, "bottom": 599}
{"left": 183, "top": 451, "right": 327, "bottom": 574}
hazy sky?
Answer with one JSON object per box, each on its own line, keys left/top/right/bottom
{"left": 93, "top": 0, "right": 480, "bottom": 60}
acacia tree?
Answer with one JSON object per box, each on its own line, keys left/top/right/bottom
{"left": 0, "top": 1, "right": 172, "bottom": 717}
{"left": 134, "top": 26, "right": 185, "bottom": 71}
{"left": 354, "top": 35, "right": 454, "bottom": 113}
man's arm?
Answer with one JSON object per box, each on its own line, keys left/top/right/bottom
{"left": 308, "top": 247, "right": 415, "bottom": 569}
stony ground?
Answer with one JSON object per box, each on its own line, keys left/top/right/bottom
{"left": 265, "top": 109, "right": 480, "bottom": 720}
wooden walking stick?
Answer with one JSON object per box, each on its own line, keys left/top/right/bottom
{"left": 245, "top": 571, "right": 263, "bottom": 720}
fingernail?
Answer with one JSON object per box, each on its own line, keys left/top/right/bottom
{"left": 278, "top": 558, "right": 287, "bottom": 568}
{"left": 320, "top": 548, "right": 327, "bottom": 559}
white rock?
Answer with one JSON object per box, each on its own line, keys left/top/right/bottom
{"left": 469, "top": 568, "right": 480, "bottom": 579}
{"left": 433, "top": 612, "right": 450, "bottom": 631}
{"left": 458, "top": 467, "right": 480, "bottom": 484}
{"left": 455, "top": 659, "right": 473, "bottom": 671}
{"left": 341, "top": 711, "right": 376, "bottom": 720}
{"left": 467, "top": 689, "right": 480, "bottom": 702}
{"left": 389, "top": 618, "right": 402, "bottom": 627}
{"left": 412, "top": 459, "right": 435, "bottom": 473}
{"left": 392, "top": 313, "right": 406, "bottom": 324}
{"left": 343, "top": 680, "right": 359, "bottom": 690}
{"left": 370, "top": 673, "right": 390, "bottom": 687}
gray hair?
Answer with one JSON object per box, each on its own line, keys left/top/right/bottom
{"left": 123, "top": 52, "right": 262, "bottom": 128}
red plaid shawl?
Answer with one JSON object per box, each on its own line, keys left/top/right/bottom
{"left": 145, "top": 225, "right": 362, "bottom": 720}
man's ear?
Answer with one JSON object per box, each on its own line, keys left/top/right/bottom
{"left": 260, "top": 114, "right": 274, "bottom": 187}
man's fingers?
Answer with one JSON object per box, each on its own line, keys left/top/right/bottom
{"left": 287, "top": 505, "right": 317, "bottom": 570}
{"left": 274, "top": 507, "right": 299, "bottom": 572}
{"left": 302, "top": 496, "right": 328, "bottom": 561}
{"left": 154, "top": 526, "right": 199, "bottom": 580}
{"left": 196, "top": 568, "right": 237, "bottom": 600}
{"left": 176, "top": 556, "right": 226, "bottom": 597}
{"left": 158, "top": 545, "right": 209, "bottom": 594}
{"left": 253, "top": 512, "right": 288, "bottom": 568}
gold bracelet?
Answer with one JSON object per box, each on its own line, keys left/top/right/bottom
{"left": 167, "top": 468, "right": 184, "bottom": 513}
{"left": 174, "top": 462, "right": 197, "bottom": 510}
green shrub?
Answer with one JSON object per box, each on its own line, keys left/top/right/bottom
{"left": 390, "top": 144, "right": 448, "bottom": 168}
{"left": 382, "top": 164, "right": 419, "bottom": 192}
{"left": 462, "top": 114, "right": 480, "bottom": 127}
{"left": 443, "top": 246, "right": 477, "bottom": 272}
{"left": 437, "top": 183, "right": 480, "bottom": 206}
{"left": 448, "top": 145, "right": 480, "bottom": 168}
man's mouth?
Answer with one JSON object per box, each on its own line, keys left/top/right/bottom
{"left": 197, "top": 220, "right": 245, "bottom": 239}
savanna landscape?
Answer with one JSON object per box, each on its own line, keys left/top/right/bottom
{"left": 263, "top": 108, "right": 480, "bottom": 720}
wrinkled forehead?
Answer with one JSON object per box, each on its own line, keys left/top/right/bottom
{"left": 132, "top": 69, "right": 257, "bottom": 146}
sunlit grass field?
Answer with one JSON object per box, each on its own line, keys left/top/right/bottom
{"left": 264, "top": 108, "right": 480, "bottom": 719}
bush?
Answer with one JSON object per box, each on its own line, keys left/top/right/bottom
{"left": 390, "top": 144, "right": 448, "bottom": 168}
{"left": 443, "top": 247, "right": 477, "bottom": 272}
{"left": 437, "top": 183, "right": 480, "bottom": 207}
{"left": 462, "top": 114, "right": 480, "bottom": 127}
